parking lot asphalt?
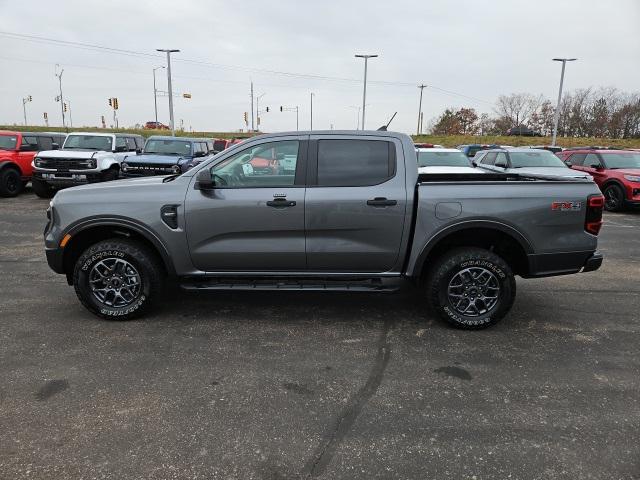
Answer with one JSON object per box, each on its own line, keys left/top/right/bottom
{"left": 1, "top": 190, "right": 639, "bottom": 480}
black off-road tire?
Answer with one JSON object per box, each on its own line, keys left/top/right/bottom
{"left": 0, "top": 167, "right": 23, "bottom": 197}
{"left": 101, "top": 168, "right": 120, "bottom": 182}
{"left": 425, "top": 247, "right": 516, "bottom": 330}
{"left": 73, "top": 238, "right": 164, "bottom": 320}
{"left": 31, "top": 178, "right": 55, "bottom": 198}
{"left": 603, "top": 184, "right": 624, "bottom": 212}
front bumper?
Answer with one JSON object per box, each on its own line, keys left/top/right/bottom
{"left": 525, "top": 250, "right": 603, "bottom": 278}
{"left": 33, "top": 170, "right": 102, "bottom": 186}
{"left": 45, "top": 247, "right": 65, "bottom": 274}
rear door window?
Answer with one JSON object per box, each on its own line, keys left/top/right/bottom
{"left": 566, "top": 153, "right": 586, "bottom": 166}
{"left": 584, "top": 153, "right": 602, "bottom": 168}
{"left": 21, "top": 136, "right": 39, "bottom": 151}
{"left": 316, "top": 139, "right": 395, "bottom": 187}
{"left": 125, "top": 137, "right": 137, "bottom": 151}
{"left": 37, "top": 136, "right": 53, "bottom": 150}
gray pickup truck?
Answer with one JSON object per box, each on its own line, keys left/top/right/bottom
{"left": 44, "top": 131, "right": 604, "bottom": 329}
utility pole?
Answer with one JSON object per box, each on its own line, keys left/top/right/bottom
{"left": 22, "top": 95, "right": 32, "bottom": 126}
{"left": 55, "top": 64, "right": 66, "bottom": 129}
{"left": 156, "top": 49, "right": 180, "bottom": 135}
{"left": 66, "top": 101, "right": 73, "bottom": 128}
{"left": 250, "top": 81, "right": 255, "bottom": 132}
{"left": 354, "top": 54, "right": 378, "bottom": 130}
{"left": 417, "top": 84, "right": 427, "bottom": 135}
{"left": 551, "top": 58, "right": 577, "bottom": 146}
{"left": 310, "top": 92, "right": 315, "bottom": 130}
{"left": 153, "top": 66, "right": 165, "bottom": 125}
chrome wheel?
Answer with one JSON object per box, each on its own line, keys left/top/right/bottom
{"left": 447, "top": 267, "right": 500, "bottom": 317}
{"left": 89, "top": 258, "right": 141, "bottom": 307}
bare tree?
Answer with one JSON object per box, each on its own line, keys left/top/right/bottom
{"left": 494, "top": 93, "right": 544, "bottom": 129}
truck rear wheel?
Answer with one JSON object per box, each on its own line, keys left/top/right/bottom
{"left": 31, "top": 178, "right": 56, "bottom": 198}
{"left": 0, "top": 167, "right": 23, "bottom": 197}
{"left": 425, "top": 247, "right": 516, "bottom": 329}
{"left": 73, "top": 238, "right": 164, "bottom": 320}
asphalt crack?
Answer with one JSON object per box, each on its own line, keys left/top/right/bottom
{"left": 302, "top": 318, "right": 393, "bottom": 478}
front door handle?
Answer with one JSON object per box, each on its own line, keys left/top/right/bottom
{"left": 266, "top": 198, "right": 296, "bottom": 208}
{"left": 367, "top": 197, "right": 397, "bottom": 207}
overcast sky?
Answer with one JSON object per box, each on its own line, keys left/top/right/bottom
{"left": 1, "top": 0, "right": 638, "bottom": 133}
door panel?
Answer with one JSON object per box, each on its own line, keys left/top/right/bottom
{"left": 305, "top": 137, "right": 407, "bottom": 272}
{"left": 185, "top": 137, "right": 306, "bottom": 272}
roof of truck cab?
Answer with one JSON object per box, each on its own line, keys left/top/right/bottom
{"left": 247, "top": 130, "right": 410, "bottom": 140}
{"left": 147, "top": 135, "right": 200, "bottom": 142}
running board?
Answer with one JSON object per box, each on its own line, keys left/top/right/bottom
{"left": 180, "top": 276, "right": 404, "bottom": 292}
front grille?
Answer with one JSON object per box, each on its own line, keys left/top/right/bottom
{"left": 125, "top": 163, "right": 176, "bottom": 174}
{"left": 38, "top": 158, "right": 93, "bottom": 170}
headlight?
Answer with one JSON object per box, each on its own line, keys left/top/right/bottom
{"left": 171, "top": 165, "right": 181, "bottom": 174}
{"left": 34, "top": 157, "right": 44, "bottom": 167}
{"left": 624, "top": 174, "right": 640, "bottom": 182}
{"left": 78, "top": 159, "right": 96, "bottom": 168}
{"left": 121, "top": 162, "right": 129, "bottom": 172}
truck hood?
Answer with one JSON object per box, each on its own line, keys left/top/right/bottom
{"left": 55, "top": 176, "right": 168, "bottom": 197}
{"left": 513, "top": 167, "right": 591, "bottom": 179}
{"left": 125, "top": 154, "right": 189, "bottom": 165}
{"left": 36, "top": 149, "right": 105, "bottom": 159}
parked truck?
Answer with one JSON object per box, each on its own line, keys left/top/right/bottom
{"left": 44, "top": 131, "right": 604, "bottom": 329}
{"left": 31, "top": 132, "right": 144, "bottom": 198}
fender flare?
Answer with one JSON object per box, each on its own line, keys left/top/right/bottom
{"left": 600, "top": 179, "right": 627, "bottom": 195}
{"left": 0, "top": 160, "right": 21, "bottom": 173}
{"left": 64, "top": 216, "right": 176, "bottom": 276}
{"left": 412, "top": 219, "right": 534, "bottom": 276}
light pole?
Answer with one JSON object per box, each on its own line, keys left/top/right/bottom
{"left": 66, "top": 101, "right": 73, "bottom": 128}
{"left": 417, "top": 84, "right": 427, "bottom": 135}
{"left": 310, "top": 92, "right": 315, "bottom": 130}
{"left": 354, "top": 54, "right": 378, "bottom": 130}
{"left": 55, "top": 64, "right": 66, "bottom": 129}
{"left": 551, "top": 58, "right": 577, "bottom": 146}
{"left": 256, "top": 92, "right": 266, "bottom": 131}
{"left": 156, "top": 49, "right": 180, "bottom": 135}
{"left": 280, "top": 106, "right": 299, "bottom": 130}
{"left": 22, "top": 95, "right": 32, "bottom": 126}
{"left": 153, "top": 66, "right": 165, "bottom": 126}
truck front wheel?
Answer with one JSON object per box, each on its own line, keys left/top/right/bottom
{"left": 425, "top": 247, "right": 516, "bottom": 329}
{"left": 73, "top": 238, "right": 164, "bottom": 320}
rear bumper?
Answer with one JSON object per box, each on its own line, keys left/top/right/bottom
{"left": 524, "top": 250, "right": 603, "bottom": 278}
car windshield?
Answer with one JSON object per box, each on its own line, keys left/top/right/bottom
{"left": 509, "top": 151, "right": 567, "bottom": 168}
{"left": 64, "top": 135, "right": 113, "bottom": 151}
{"left": 601, "top": 152, "right": 640, "bottom": 169}
{"left": 144, "top": 139, "right": 192, "bottom": 156}
{"left": 0, "top": 135, "right": 18, "bottom": 150}
{"left": 418, "top": 151, "right": 471, "bottom": 167}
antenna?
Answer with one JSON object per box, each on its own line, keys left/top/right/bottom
{"left": 377, "top": 112, "right": 397, "bottom": 131}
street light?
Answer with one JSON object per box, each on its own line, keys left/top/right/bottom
{"left": 156, "top": 49, "right": 180, "bottom": 135}
{"left": 551, "top": 58, "right": 577, "bottom": 146}
{"left": 22, "top": 95, "right": 32, "bottom": 126}
{"left": 256, "top": 92, "right": 266, "bottom": 131}
{"left": 153, "top": 66, "right": 165, "bottom": 126}
{"left": 354, "top": 54, "right": 378, "bottom": 130}
{"left": 310, "top": 92, "right": 315, "bottom": 130}
{"left": 417, "top": 84, "right": 427, "bottom": 135}
{"left": 280, "top": 106, "right": 299, "bottom": 130}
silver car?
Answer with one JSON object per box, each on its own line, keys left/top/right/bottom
{"left": 474, "top": 148, "right": 592, "bottom": 179}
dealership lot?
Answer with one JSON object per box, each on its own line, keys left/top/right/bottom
{"left": 1, "top": 192, "right": 639, "bottom": 479}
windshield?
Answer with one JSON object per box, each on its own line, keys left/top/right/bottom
{"left": 0, "top": 135, "right": 18, "bottom": 150}
{"left": 144, "top": 139, "right": 192, "bottom": 156}
{"left": 64, "top": 135, "right": 113, "bottom": 151}
{"left": 418, "top": 151, "right": 471, "bottom": 167}
{"left": 509, "top": 151, "right": 567, "bottom": 168}
{"left": 601, "top": 152, "right": 640, "bottom": 169}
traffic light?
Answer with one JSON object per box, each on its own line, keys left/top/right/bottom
{"left": 28, "top": 95, "right": 32, "bottom": 102}
{"left": 182, "top": 93, "right": 191, "bottom": 99}
{"left": 64, "top": 103, "right": 67, "bottom": 112}
{"left": 266, "top": 107, "right": 269, "bottom": 113}
{"left": 43, "top": 112, "right": 48, "bottom": 120}
{"left": 108, "top": 98, "right": 112, "bottom": 107}
{"left": 113, "top": 98, "right": 119, "bottom": 110}
{"left": 243, "top": 112, "right": 248, "bottom": 125}
{"left": 280, "top": 106, "right": 283, "bottom": 112}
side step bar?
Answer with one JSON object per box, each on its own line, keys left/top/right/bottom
{"left": 180, "top": 276, "right": 405, "bottom": 292}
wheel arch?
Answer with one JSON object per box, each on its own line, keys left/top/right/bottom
{"left": 0, "top": 160, "right": 22, "bottom": 174}
{"left": 412, "top": 221, "right": 533, "bottom": 279}
{"left": 62, "top": 218, "right": 176, "bottom": 284}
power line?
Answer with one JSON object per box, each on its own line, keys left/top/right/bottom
{"left": 0, "top": 31, "right": 493, "bottom": 105}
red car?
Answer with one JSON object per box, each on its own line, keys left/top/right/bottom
{"left": 558, "top": 148, "right": 640, "bottom": 211}
{"left": 0, "top": 130, "right": 66, "bottom": 197}
{"left": 144, "top": 121, "right": 170, "bottom": 130}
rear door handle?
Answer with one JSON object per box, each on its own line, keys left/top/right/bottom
{"left": 266, "top": 198, "right": 296, "bottom": 208}
{"left": 367, "top": 197, "right": 397, "bottom": 207}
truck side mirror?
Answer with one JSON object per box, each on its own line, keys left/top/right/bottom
{"left": 195, "top": 169, "right": 214, "bottom": 190}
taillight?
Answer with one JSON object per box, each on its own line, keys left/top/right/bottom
{"left": 585, "top": 194, "right": 604, "bottom": 235}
